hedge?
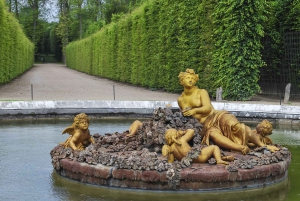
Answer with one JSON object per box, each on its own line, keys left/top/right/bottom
{"left": 66, "top": 0, "right": 265, "bottom": 100}
{"left": 0, "top": 0, "right": 34, "bottom": 84}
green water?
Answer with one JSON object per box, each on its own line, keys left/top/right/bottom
{"left": 0, "top": 119, "right": 299, "bottom": 201}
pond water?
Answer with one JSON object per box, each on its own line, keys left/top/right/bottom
{"left": 0, "top": 119, "right": 299, "bottom": 201}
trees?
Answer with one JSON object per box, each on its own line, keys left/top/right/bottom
{"left": 4, "top": 0, "right": 144, "bottom": 63}
{"left": 54, "top": 0, "right": 146, "bottom": 63}
{"left": 6, "top": 0, "right": 55, "bottom": 55}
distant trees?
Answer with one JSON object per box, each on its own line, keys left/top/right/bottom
{"left": 55, "top": 0, "right": 146, "bottom": 62}
{"left": 5, "top": 0, "right": 143, "bottom": 62}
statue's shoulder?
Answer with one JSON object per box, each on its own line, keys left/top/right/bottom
{"left": 198, "top": 88, "right": 209, "bottom": 95}
{"left": 177, "top": 92, "right": 185, "bottom": 100}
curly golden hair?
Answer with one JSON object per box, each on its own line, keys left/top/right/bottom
{"left": 178, "top": 68, "right": 199, "bottom": 86}
{"left": 73, "top": 113, "right": 90, "bottom": 128}
{"left": 164, "top": 128, "right": 177, "bottom": 145}
{"left": 162, "top": 145, "right": 171, "bottom": 157}
{"left": 256, "top": 119, "right": 272, "bottom": 137}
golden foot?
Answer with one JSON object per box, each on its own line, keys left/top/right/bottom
{"left": 216, "top": 160, "right": 229, "bottom": 165}
{"left": 221, "top": 155, "right": 235, "bottom": 162}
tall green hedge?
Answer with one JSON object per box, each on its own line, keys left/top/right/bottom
{"left": 212, "top": 0, "right": 266, "bottom": 100}
{"left": 0, "top": 0, "right": 34, "bottom": 84}
{"left": 66, "top": 0, "right": 266, "bottom": 100}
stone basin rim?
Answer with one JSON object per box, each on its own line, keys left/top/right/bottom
{"left": 55, "top": 169, "right": 289, "bottom": 192}
{"left": 55, "top": 151, "right": 291, "bottom": 191}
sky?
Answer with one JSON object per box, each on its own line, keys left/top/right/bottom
{"left": 44, "top": 0, "right": 59, "bottom": 22}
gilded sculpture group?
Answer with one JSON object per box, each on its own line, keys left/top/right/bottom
{"left": 61, "top": 68, "right": 278, "bottom": 165}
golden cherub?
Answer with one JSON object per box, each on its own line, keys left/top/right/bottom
{"left": 247, "top": 119, "right": 274, "bottom": 148}
{"left": 162, "top": 128, "right": 234, "bottom": 164}
{"left": 61, "top": 113, "right": 95, "bottom": 150}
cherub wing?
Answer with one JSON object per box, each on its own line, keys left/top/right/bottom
{"left": 62, "top": 126, "right": 75, "bottom": 135}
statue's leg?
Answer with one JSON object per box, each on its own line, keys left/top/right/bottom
{"left": 196, "top": 145, "right": 228, "bottom": 165}
{"left": 207, "top": 128, "right": 250, "bottom": 154}
{"left": 126, "top": 120, "right": 143, "bottom": 137}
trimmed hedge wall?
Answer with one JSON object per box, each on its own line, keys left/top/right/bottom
{"left": 0, "top": 0, "right": 34, "bottom": 84}
{"left": 66, "top": 0, "right": 203, "bottom": 93}
{"left": 66, "top": 0, "right": 265, "bottom": 100}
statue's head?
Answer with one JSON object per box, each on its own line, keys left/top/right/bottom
{"left": 162, "top": 129, "right": 177, "bottom": 157}
{"left": 73, "top": 113, "right": 90, "bottom": 129}
{"left": 178, "top": 68, "right": 199, "bottom": 86}
{"left": 165, "top": 128, "right": 182, "bottom": 146}
{"left": 256, "top": 119, "right": 272, "bottom": 136}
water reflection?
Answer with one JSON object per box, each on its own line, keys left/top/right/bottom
{"left": 51, "top": 170, "right": 290, "bottom": 201}
{"left": 0, "top": 119, "right": 299, "bottom": 201}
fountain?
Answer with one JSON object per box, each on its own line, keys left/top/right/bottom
{"left": 50, "top": 69, "right": 291, "bottom": 190}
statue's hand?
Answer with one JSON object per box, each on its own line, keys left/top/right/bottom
{"left": 241, "top": 146, "right": 250, "bottom": 155}
{"left": 266, "top": 145, "right": 279, "bottom": 152}
{"left": 182, "top": 108, "right": 195, "bottom": 116}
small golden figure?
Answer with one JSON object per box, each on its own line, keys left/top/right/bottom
{"left": 248, "top": 119, "right": 273, "bottom": 148}
{"left": 177, "top": 69, "right": 279, "bottom": 154}
{"left": 61, "top": 113, "right": 95, "bottom": 150}
{"left": 162, "top": 129, "right": 234, "bottom": 164}
{"left": 126, "top": 120, "right": 143, "bottom": 137}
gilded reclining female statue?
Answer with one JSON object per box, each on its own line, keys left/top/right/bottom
{"left": 126, "top": 68, "right": 278, "bottom": 157}
{"left": 177, "top": 68, "right": 278, "bottom": 154}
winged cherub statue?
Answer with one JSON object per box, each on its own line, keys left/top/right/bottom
{"left": 61, "top": 113, "right": 95, "bottom": 150}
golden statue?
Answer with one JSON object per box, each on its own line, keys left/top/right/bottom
{"left": 177, "top": 69, "right": 279, "bottom": 154}
{"left": 248, "top": 119, "right": 273, "bottom": 148}
{"left": 126, "top": 120, "right": 143, "bottom": 137}
{"left": 162, "top": 129, "right": 234, "bottom": 164}
{"left": 61, "top": 113, "right": 95, "bottom": 150}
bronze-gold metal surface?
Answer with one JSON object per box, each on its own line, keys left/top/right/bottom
{"left": 177, "top": 69, "right": 279, "bottom": 154}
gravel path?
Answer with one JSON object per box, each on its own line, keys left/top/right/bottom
{"left": 1, "top": 63, "right": 299, "bottom": 105}
{"left": 0, "top": 63, "right": 179, "bottom": 101}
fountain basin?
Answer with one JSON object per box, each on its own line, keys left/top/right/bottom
{"left": 55, "top": 151, "right": 290, "bottom": 191}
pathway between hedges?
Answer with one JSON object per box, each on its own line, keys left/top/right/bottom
{"left": 1, "top": 63, "right": 299, "bottom": 105}
{"left": 0, "top": 63, "right": 179, "bottom": 101}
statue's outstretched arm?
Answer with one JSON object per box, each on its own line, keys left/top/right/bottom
{"left": 126, "top": 120, "right": 143, "bottom": 137}
{"left": 180, "top": 129, "right": 195, "bottom": 142}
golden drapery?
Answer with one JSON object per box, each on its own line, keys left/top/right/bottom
{"left": 201, "top": 110, "right": 247, "bottom": 146}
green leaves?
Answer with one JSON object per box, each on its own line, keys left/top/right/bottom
{"left": 65, "top": 0, "right": 272, "bottom": 100}
{"left": 212, "top": 0, "right": 266, "bottom": 100}
{"left": 0, "top": 0, "right": 34, "bottom": 84}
